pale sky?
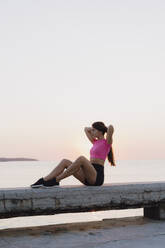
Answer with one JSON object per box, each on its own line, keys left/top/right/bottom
{"left": 0, "top": 0, "right": 165, "bottom": 161}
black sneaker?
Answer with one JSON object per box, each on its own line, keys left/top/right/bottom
{"left": 31, "top": 178, "right": 44, "bottom": 188}
{"left": 43, "top": 177, "right": 59, "bottom": 187}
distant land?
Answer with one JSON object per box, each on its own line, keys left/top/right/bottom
{"left": 0, "top": 157, "right": 38, "bottom": 162}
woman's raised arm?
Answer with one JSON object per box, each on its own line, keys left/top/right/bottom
{"left": 84, "top": 127, "right": 95, "bottom": 144}
{"left": 106, "top": 125, "right": 114, "bottom": 145}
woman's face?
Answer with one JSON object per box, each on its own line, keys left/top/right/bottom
{"left": 91, "top": 127, "right": 100, "bottom": 138}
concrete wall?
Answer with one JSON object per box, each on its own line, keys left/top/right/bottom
{"left": 1, "top": 181, "right": 165, "bottom": 219}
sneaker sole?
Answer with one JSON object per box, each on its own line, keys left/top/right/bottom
{"left": 41, "top": 185, "right": 60, "bottom": 188}
{"left": 31, "top": 184, "right": 43, "bottom": 188}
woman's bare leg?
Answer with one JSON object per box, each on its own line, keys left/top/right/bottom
{"left": 56, "top": 156, "right": 97, "bottom": 185}
{"left": 72, "top": 167, "right": 86, "bottom": 184}
{"left": 43, "top": 159, "right": 73, "bottom": 181}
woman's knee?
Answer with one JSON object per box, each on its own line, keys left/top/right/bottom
{"left": 61, "top": 159, "right": 72, "bottom": 167}
{"left": 76, "top": 156, "right": 86, "bottom": 163}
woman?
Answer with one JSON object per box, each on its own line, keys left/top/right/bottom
{"left": 31, "top": 121, "right": 115, "bottom": 188}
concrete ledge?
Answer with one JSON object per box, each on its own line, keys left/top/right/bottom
{"left": 1, "top": 181, "right": 165, "bottom": 220}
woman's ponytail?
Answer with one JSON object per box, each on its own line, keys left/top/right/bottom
{"left": 107, "top": 146, "right": 116, "bottom": 166}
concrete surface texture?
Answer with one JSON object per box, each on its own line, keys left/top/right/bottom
{"left": 0, "top": 217, "right": 165, "bottom": 248}
{"left": 1, "top": 181, "right": 165, "bottom": 219}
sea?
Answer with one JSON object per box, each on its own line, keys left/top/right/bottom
{"left": 0, "top": 159, "right": 165, "bottom": 230}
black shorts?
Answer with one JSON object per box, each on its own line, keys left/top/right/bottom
{"left": 84, "top": 163, "right": 104, "bottom": 186}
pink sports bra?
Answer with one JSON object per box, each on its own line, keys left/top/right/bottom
{"left": 90, "top": 138, "right": 111, "bottom": 161}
